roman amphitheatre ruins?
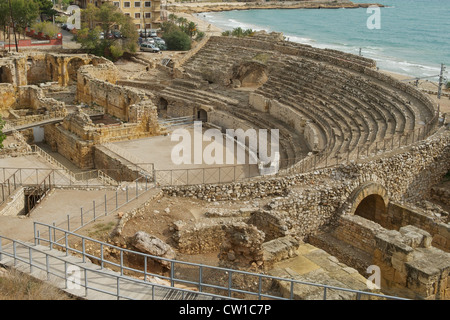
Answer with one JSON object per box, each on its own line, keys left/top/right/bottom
{"left": 0, "top": 30, "right": 449, "bottom": 300}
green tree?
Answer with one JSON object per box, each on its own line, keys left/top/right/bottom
{"left": 163, "top": 27, "right": 191, "bottom": 51}
{"left": 4, "top": 0, "right": 39, "bottom": 51}
{"left": 34, "top": 0, "right": 56, "bottom": 21}
{"left": 76, "top": 3, "right": 138, "bottom": 61}
{"left": 185, "top": 21, "right": 197, "bottom": 39}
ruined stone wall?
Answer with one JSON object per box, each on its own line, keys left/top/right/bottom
{"left": 0, "top": 84, "right": 16, "bottom": 111}
{"left": 77, "top": 64, "right": 152, "bottom": 122}
{"left": 25, "top": 54, "right": 51, "bottom": 85}
{"left": 163, "top": 129, "right": 450, "bottom": 241}
{"left": 94, "top": 145, "right": 141, "bottom": 181}
{"left": 373, "top": 225, "right": 450, "bottom": 300}
{"left": 44, "top": 123, "right": 94, "bottom": 169}
{"left": 318, "top": 215, "right": 450, "bottom": 299}
{"left": 387, "top": 202, "right": 450, "bottom": 252}
{"left": 171, "top": 219, "right": 229, "bottom": 254}
{"left": 14, "top": 85, "right": 65, "bottom": 112}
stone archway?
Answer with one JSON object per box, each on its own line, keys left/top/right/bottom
{"left": 197, "top": 109, "right": 207, "bottom": 122}
{"left": 354, "top": 194, "right": 387, "bottom": 222}
{"left": 347, "top": 182, "right": 390, "bottom": 227}
{"left": 158, "top": 97, "right": 168, "bottom": 115}
{"left": 0, "top": 66, "right": 13, "bottom": 84}
{"left": 66, "top": 57, "right": 86, "bottom": 85}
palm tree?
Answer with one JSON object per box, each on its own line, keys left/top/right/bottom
{"left": 168, "top": 13, "right": 177, "bottom": 23}
{"left": 185, "top": 21, "right": 197, "bottom": 38}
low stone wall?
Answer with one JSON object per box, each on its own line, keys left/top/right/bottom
{"left": 319, "top": 215, "right": 450, "bottom": 299}
{"left": 44, "top": 123, "right": 94, "bottom": 169}
{"left": 171, "top": 218, "right": 231, "bottom": 254}
{"left": 0, "top": 84, "right": 16, "bottom": 110}
{"left": 387, "top": 202, "right": 450, "bottom": 252}
{"left": 373, "top": 225, "right": 450, "bottom": 300}
{"left": 0, "top": 187, "right": 25, "bottom": 216}
{"left": 93, "top": 145, "right": 141, "bottom": 182}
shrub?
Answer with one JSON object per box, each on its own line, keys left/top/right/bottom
{"left": 42, "top": 22, "right": 60, "bottom": 38}
{"left": 163, "top": 28, "right": 191, "bottom": 51}
{"left": 195, "top": 31, "right": 205, "bottom": 41}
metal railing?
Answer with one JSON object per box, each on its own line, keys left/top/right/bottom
{"left": 25, "top": 171, "right": 53, "bottom": 213}
{"left": 54, "top": 173, "right": 155, "bottom": 234}
{"left": 0, "top": 235, "right": 230, "bottom": 300}
{"left": 101, "top": 143, "right": 154, "bottom": 176}
{"left": 153, "top": 120, "right": 444, "bottom": 187}
{"left": 31, "top": 222, "right": 408, "bottom": 301}
{"left": 0, "top": 169, "right": 21, "bottom": 204}
{"left": 30, "top": 145, "right": 119, "bottom": 186}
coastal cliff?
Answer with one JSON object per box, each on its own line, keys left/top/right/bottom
{"left": 167, "top": 0, "right": 385, "bottom": 14}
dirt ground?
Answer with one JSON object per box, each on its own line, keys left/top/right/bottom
{"left": 75, "top": 193, "right": 270, "bottom": 276}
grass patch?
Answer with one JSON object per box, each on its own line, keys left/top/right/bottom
{"left": 87, "top": 222, "right": 116, "bottom": 239}
{"left": 0, "top": 267, "right": 75, "bottom": 300}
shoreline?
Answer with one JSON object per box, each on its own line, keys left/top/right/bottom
{"left": 167, "top": 1, "right": 385, "bottom": 14}
{"left": 174, "top": 6, "right": 450, "bottom": 114}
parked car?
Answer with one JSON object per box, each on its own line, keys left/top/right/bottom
{"left": 140, "top": 43, "right": 160, "bottom": 53}
{"left": 99, "top": 32, "right": 104, "bottom": 39}
{"left": 153, "top": 42, "right": 167, "bottom": 51}
{"left": 152, "top": 37, "right": 165, "bottom": 45}
{"left": 112, "top": 31, "right": 121, "bottom": 38}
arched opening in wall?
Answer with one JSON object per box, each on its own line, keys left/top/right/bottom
{"left": 354, "top": 194, "right": 387, "bottom": 224}
{"left": 197, "top": 109, "right": 207, "bottom": 122}
{"left": 67, "top": 58, "right": 85, "bottom": 85}
{"left": 158, "top": 97, "right": 168, "bottom": 115}
{"left": 0, "top": 66, "right": 13, "bottom": 83}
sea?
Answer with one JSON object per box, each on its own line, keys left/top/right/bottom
{"left": 195, "top": 0, "right": 450, "bottom": 81}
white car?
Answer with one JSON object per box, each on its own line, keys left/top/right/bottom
{"left": 140, "top": 43, "right": 160, "bottom": 53}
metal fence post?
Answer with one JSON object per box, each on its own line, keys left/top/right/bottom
{"left": 199, "top": 266, "right": 203, "bottom": 292}
{"left": 117, "top": 277, "right": 120, "bottom": 300}
{"left": 46, "top": 254, "right": 49, "bottom": 280}
{"left": 49, "top": 225, "right": 53, "bottom": 250}
{"left": 120, "top": 250, "right": 124, "bottom": 276}
{"left": 65, "top": 231, "right": 69, "bottom": 256}
{"left": 170, "top": 261, "right": 175, "bottom": 287}
{"left": 81, "top": 207, "right": 83, "bottom": 226}
{"left": 93, "top": 201, "right": 96, "bottom": 220}
{"left": 33, "top": 223, "right": 37, "bottom": 246}
{"left": 13, "top": 241, "right": 16, "bottom": 266}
